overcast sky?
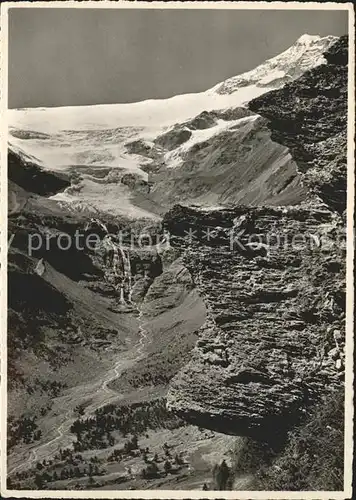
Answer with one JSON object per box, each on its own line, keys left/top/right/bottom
{"left": 8, "top": 8, "right": 348, "bottom": 109}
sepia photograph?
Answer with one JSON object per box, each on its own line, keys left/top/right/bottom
{"left": 0, "top": 2, "right": 354, "bottom": 498}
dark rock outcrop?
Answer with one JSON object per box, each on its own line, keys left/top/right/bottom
{"left": 166, "top": 36, "right": 347, "bottom": 438}
{"left": 8, "top": 149, "right": 70, "bottom": 197}
{"left": 121, "top": 172, "right": 150, "bottom": 194}
{"left": 182, "top": 108, "right": 252, "bottom": 130}
{"left": 324, "top": 34, "right": 348, "bottom": 65}
{"left": 166, "top": 204, "right": 345, "bottom": 437}
{"left": 154, "top": 127, "right": 192, "bottom": 151}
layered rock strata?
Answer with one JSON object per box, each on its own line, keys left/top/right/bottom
{"left": 166, "top": 36, "right": 347, "bottom": 438}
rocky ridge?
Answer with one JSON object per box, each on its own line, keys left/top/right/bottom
{"left": 166, "top": 36, "right": 347, "bottom": 438}
{"left": 249, "top": 35, "right": 348, "bottom": 214}
{"left": 148, "top": 110, "right": 307, "bottom": 210}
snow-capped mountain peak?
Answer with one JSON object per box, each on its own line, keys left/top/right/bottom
{"left": 8, "top": 34, "right": 337, "bottom": 135}
{"left": 8, "top": 34, "right": 340, "bottom": 219}
{"left": 210, "top": 34, "right": 337, "bottom": 95}
{"left": 296, "top": 34, "right": 322, "bottom": 44}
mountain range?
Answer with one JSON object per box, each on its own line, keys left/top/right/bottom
{"left": 9, "top": 34, "right": 337, "bottom": 218}
{"left": 7, "top": 34, "right": 347, "bottom": 492}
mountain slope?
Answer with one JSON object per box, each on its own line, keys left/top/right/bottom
{"left": 166, "top": 36, "right": 347, "bottom": 440}
{"left": 7, "top": 34, "right": 336, "bottom": 218}
{"left": 149, "top": 111, "right": 307, "bottom": 209}
{"left": 6, "top": 34, "right": 347, "bottom": 491}
{"left": 249, "top": 35, "right": 348, "bottom": 213}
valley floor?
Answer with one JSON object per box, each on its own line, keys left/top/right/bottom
{"left": 6, "top": 33, "right": 348, "bottom": 493}
{"left": 8, "top": 297, "right": 232, "bottom": 491}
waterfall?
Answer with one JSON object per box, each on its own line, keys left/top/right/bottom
{"left": 100, "top": 233, "right": 133, "bottom": 304}
{"left": 119, "top": 283, "right": 125, "bottom": 303}
{"left": 117, "top": 246, "right": 133, "bottom": 303}
{"left": 127, "top": 256, "right": 133, "bottom": 303}
{"left": 102, "top": 235, "right": 122, "bottom": 303}
{"left": 111, "top": 241, "right": 127, "bottom": 304}
{"left": 126, "top": 250, "right": 132, "bottom": 302}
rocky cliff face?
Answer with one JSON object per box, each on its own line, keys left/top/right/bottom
{"left": 166, "top": 36, "right": 347, "bottom": 438}
{"left": 249, "top": 35, "right": 348, "bottom": 214}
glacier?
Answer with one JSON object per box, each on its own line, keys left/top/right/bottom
{"left": 7, "top": 34, "right": 337, "bottom": 218}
